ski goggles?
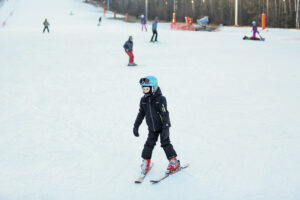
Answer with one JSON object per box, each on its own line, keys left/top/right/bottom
{"left": 139, "top": 78, "right": 150, "bottom": 85}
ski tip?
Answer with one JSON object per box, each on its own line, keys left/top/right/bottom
{"left": 150, "top": 180, "right": 159, "bottom": 184}
{"left": 181, "top": 163, "right": 190, "bottom": 168}
{"left": 134, "top": 181, "right": 142, "bottom": 184}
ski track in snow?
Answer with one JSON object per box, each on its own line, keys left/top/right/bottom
{"left": 0, "top": 0, "right": 300, "bottom": 200}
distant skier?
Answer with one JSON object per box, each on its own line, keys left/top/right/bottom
{"left": 43, "top": 19, "right": 50, "bottom": 33}
{"left": 98, "top": 16, "right": 102, "bottom": 26}
{"left": 251, "top": 21, "right": 258, "bottom": 39}
{"left": 141, "top": 14, "right": 147, "bottom": 31}
{"left": 150, "top": 17, "right": 158, "bottom": 42}
{"left": 133, "top": 76, "right": 180, "bottom": 175}
{"left": 123, "top": 36, "right": 136, "bottom": 66}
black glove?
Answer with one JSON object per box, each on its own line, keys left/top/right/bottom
{"left": 133, "top": 126, "right": 139, "bottom": 137}
{"left": 161, "top": 128, "right": 170, "bottom": 141}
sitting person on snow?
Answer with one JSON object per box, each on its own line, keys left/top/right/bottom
{"left": 251, "top": 21, "right": 259, "bottom": 39}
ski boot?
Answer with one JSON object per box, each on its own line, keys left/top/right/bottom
{"left": 128, "top": 62, "right": 137, "bottom": 66}
{"left": 166, "top": 157, "right": 180, "bottom": 174}
{"left": 141, "top": 159, "right": 151, "bottom": 175}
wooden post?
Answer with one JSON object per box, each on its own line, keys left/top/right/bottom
{"left": 103, "top": 8, "right": 106, "bottom": 17}
{"left": 114, "top": 12, "right": 116, "bottom": 19}
{"left": 126, "top": 13, "right": 129, "bottom": 22}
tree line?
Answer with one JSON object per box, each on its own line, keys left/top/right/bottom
{"left": 95, "top": 0, "right": 300, "bottom": 28}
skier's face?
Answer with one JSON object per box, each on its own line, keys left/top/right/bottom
{"left": 143, "top": 87, "right": 151, "bottom": 94}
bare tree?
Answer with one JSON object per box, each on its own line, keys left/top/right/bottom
{"left": 94, "top": 0, "right": 300, "bottom": 28}
{"left": 297, "top": 0, "right": 300, "bottom": 28}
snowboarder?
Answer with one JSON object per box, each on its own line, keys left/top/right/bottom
{"left": 150, "top": 17, "right": 158, "bottom": 42}
{"left": 43, "top": 19, "right": 50, "bottom": 33}
{"left": 251, "top": 21, "right": 258, "bottom": 39}
{"left": 98, "top": 16, "right": 102, "bottom": 26}
{"left": 133, "top": 76, "right": 180, "bottom": 175}
{"left": 141, "top": 14, "right": 147, "bottom": 31}
{"left": 123, "top": 36, "right": 136, "bottom": 66}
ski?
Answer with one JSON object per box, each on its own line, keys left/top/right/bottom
{"left": 127, "top": 63, "right": 138, "bottom": 67}
{"left": 134, "top": 163, "right": 154, "bottom": 184}
{"left": 149, "top": 41, "right": 162, "bottom": 44}
{"left": 127, "top": 64, "right": 146, "bottom": 67}
{"left": 150, "top": 164, "right": 189, "bottom": 184}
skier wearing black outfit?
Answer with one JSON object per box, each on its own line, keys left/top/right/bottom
{"left": 133, "top": 76, "right": 180, "bottom": 175}
{"left": 98, "top": 16, "right": 102, "bottom": 26}
{"left": 43, "top": 19, "right": 50, "bottom": 33}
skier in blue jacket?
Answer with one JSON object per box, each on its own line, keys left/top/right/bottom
{"left": 150, "top": 17, "right": 158, "bottom": 42}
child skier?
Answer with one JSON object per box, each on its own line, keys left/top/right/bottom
{"left": 251, "top": 21, "right": 258, "bottom": 39}
{"left": 150, "top": 17, "right": 158, "bottom": 42}
{"left": 140, "top": 15, "right": 147, "bottom": 31}
{"left": 243, "top": 20, "right": 264, "bottom": 41}
{"left": 123, "top": 36, "right": 136, "bottom": 66}
{"left": 43, "top": 19, "right": 50, "bottom": 33}
{"left": 133, "top": 76, "right": 180, "bottom": 175}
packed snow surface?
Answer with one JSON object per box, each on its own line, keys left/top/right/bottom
{"left": 0, "top": 0, "right": 300, "bottom": 200}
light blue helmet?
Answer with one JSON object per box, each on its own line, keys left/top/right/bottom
{"left": 139, "top": 76, "right": 158, "bottom": 93}
{"left": 252, "top": 21, "right": 256, "bottom": 25}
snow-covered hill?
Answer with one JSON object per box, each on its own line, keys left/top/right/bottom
{"left": 0, "top": 0, "right": 299, "bottom": 199}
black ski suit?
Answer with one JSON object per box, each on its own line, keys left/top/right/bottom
{"left": 133, "top": 87, "right": 177, "bottom": 160}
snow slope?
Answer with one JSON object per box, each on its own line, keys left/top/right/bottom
{"left": 0, "top": 0, "right": 300, "bottom": 200}
{"left": 0, "top": 0, "right": 18, "bottom": 29}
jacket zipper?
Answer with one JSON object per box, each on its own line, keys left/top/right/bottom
{"left": 149, "top": 98, "right": 156, "bottom": 131}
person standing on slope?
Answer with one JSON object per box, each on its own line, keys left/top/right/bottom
{"left": 150, "top": 17, "right": 158, "bottom": 42}
{"left": 123, "top": 36, "right": 136, "bottom": 66}
{"left": 98, "top": 16, "right": 102, "bottom": 26}
{"left": 133, "top": 76, "right": 180, "bottom": 175}
{"left": 43, "top": 19, "right": 50, "bottom": 33}
{"left": 141, "top": 15, "right": 147, "bottom": 31}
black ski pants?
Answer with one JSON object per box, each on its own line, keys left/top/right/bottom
{"left": 151, "top": 30, "right": 158, "bottom": 41}
{"left": 43, "top": 26, "right": 49, "bottom": 33}
{"left": 142, "top": 128, "right": 177, "bottom": 160}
